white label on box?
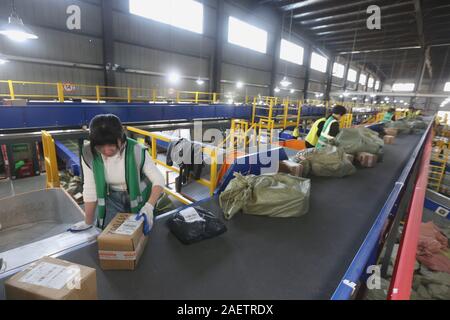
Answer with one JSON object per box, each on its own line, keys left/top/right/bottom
{"left": 113, "top": 215, "right": 143, "bottom": 236}
{"left": 19, "top": 262, "right": 79, "bottom": 290}
{"left": 179, "top": 207, "right": 205, "bottom": 223}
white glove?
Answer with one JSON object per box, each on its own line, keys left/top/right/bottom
{"left": 140, "top": 203, "right": 154, "bottom": 221}
{"left": 68, "top": 221, "right": 93, "bottom": 233}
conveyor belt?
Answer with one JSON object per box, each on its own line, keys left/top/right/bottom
{"left": 0, "top": 133, "right": 423, "bottom": 300}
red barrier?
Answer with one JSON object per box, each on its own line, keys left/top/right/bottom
{"left": 388, "top": 132, "right": 433, "bottom": 300}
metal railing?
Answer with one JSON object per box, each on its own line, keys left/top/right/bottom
{"left": 126, "top": 126, "right": 219, "bottom": 202}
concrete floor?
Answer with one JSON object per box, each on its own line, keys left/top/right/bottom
{"left": 0, "top": 175, "right": 47, "bottom": 200}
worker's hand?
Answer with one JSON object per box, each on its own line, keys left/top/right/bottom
{"left": 136, "top": 203, "right": 154, "bottom": 236}
{"left": 68, "top": 221, "right": 93, "bottom": 233}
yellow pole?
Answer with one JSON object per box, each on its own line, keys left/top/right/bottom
{"left": 57, "top": 83, "right": 64, "bottom": 103}
{"left": 7, "top": 80, "right": 15, "bottom": 100}
{"left": 195, "top": 92, "right": 199, "bottom": 104}
{"left": 210, "top": 148, "right": 218, "bottom": 195}
{"left": 151, "top": 137, "right": 157, "bottom": 160}
{"left": 176, "top": 91, "right": 180, "bottom": 104}
{"left": 213, "top": 93, "right": 217, "bottom": 103}
{"left": 127, "top": 88, "right": 132, "bottom": 103}
{"left": 152, "top": 89, "right": 157, "bottom": 103}
{"left": 252, "top": 97, "right": 257, "bottom": 125}
{"left": 96, "top": 85, "right": 101, "bottom": 102}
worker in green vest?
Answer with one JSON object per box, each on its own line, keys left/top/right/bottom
{"left": 316, "top": 105, "right": 347, "bottom": 150}
{"left": 68, "top": 114, "right": 172, "bottom": 234}
{"left": 382, "top": 108, "right": 396, "bottom": 123}
{"left": 304, "top": 117, "right": 326, "bottom": 148}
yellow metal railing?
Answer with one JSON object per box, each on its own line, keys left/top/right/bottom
{"left": 126, "top": 126, "right": 219, "bottom": 200}
{"left": 41, "top": 131, "right": 60, "bottom": 188}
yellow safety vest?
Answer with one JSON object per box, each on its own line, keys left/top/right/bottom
{"left": 305, "top": 118, "right": 326, "bottom": 147}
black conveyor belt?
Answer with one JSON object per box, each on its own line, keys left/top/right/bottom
{"left": 0, "top": 133, "right": 424, "bottom": 300}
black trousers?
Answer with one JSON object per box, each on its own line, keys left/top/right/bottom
{"left": 305, "top": 141, "right": 315, "bottom": 149}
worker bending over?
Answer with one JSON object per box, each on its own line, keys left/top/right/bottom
{"left": 316, "top": 105, "right": 347, "bottom": 149}
{"left": 304, "top": 117, "right": 326, "bottom": 148}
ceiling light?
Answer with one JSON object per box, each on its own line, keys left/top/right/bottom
{"left": 196, "top": 78, "right": 204, "bottom": 86}
{"left": 290, "top": 89, "right": 295, "bottom": 94}
{"left": 0, "top": 54, "right": 9, "bottom": 65}
{"left": 339, "top": 95, "right": 344, "bottom": 98}
{"left": 0, "top": 14, "right": 38, "bottom": 42}
{"left": 343, "top": 92, "right": 350, "bottom": 97}
{"left": 168, "top": 71, "right": 181, "bottom": 84}
{"left": 274, "top": 87, "right": 280, "bottom": 93}
{"left": 236, "top": 81, "right": 243, "bottom": 89}
{"left": 280, "top": 76, "right": 292, "bottom": 88}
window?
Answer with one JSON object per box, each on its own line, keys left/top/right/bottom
{"left": 310, "top": 52, "right": 328, "bottom": 73}
{"left": 332, "top": 63, "right": 345, "bottom": 78}
{"left": 375, "top": 80, "right": 380, "bottom": 90}
{"left": 444, "top": 82, "right": 450, "bottom": 92}
{"left": 129, "top": 0, "right": 203, "bottom": 34}
{"left": 280, "top": 39, "right": 304, "bottom": 65}
{"left": 368, "top": 77, "right": 374, "bottom": 88}
{"left": 359, "top": 73, "right": 367, "bottom": 86}
{"left": 347, "top": 68, "right": 357, "bottom": 82}
{"left": 392, "top": 83, "right": 415, "bottom": 92}
{"left": 228, "top": 17, "right": 268, "bottom": 54}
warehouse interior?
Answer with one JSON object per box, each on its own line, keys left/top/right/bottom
{"left": 0, "top": 0, "right": 450, "bottom": 302}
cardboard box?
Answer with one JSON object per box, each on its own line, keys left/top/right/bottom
{"left": 384, "top": 135, "right": 395, "bottom": 145}
{"left": 345, "top": 153, "right": 355, "bottom": 163}
{"left": 97, "top": 213, "right": 148, "bottom": 270}
{"left": 5, "top": 257, "right": 97, "bottom": 300}
{"left": 279, "top": 160, "right": 304, "bottom": 177}
{"left": 384, "top": 128, "right": 398, "bottom": 137}
{"left": 356, "top": 152, "right": 378, "bottom": 168}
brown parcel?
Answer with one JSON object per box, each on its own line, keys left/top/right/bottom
{"left": 5, "top": 256, "right": 97, "bottom": 300}
{"left": 356, "top": 152, "right": 378, "bottom": 168}
{"left": 278, "top": 160, "right": 304, "bottom": 177}
{"left": 98, "top": 213, "right": 148, "bottom": 270}
{"left": 384, "top": 128, "right": 398, "bottom": 137}
{"left": 384, "top": 135, "right": 395, "bottom": 145}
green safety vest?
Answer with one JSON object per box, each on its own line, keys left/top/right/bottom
{"left": 82, "top": 137, "right": 172, "bottom": 229}
{"left": 382, "top": 112, "right": 394, "bottom": 123}
{"left": 316, "top": 116, "right": 338, "bottom": 150}
{"left": 305, "top": 117, "right": 326, "bottom": 147}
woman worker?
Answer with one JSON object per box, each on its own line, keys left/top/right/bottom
{"left": 69, "top": 114, "right": 170, "bottom": 234}
{"left": 316, "top": 105, "right": 347, "bottom": 149}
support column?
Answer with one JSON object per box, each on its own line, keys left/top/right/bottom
{"left": 324, "top": 56, "right": 335, "bottom": 102}
{"left": 101, "top": 0, "right": 116, "bottom": 98}
{"left": 211, "top": 1, "right": 225, "bottom": 94}
{"left": 303, "top": 45, "right": 312, "bottom": 100}
{"left": 270, "top": 16, "right": 283, "bottom": 97}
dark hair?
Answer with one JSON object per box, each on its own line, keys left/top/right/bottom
{"left": 332, "top": 105, "right": 347, "bottom": 116}
{"left": 389, "top": 108, "right": 396, "bottom": 113}
{"left": 89, "top": 114, "right": 126, "bottom": 155}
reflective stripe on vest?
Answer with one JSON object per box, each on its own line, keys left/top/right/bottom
{"left": 305, "top": 118, "right": 326, "bottom": 147}
{"left": 317, "top": 117, "right": 338, "bottom": 149}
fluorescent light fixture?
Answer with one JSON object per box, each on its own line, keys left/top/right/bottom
{"left": 168, "top": 71, "right": 181, "bottom": 84}
{"left": 343, "top": 92, "right": 350, "bottom": 97}
{"left": 394, "top": 100, "right": 398, "bottom": 103}
{"left": 370, "top": 94, "right": 376, "bottom": 98}
{"left": 359, "top": 73, "right": 367, "bottom": 86}
{"left": 400, "top": 100, "right": 404, "bottom": 103}
{"left": 290, "top": 89, "right": 295, "bottom": 94}
{"left": 274, "top": 87, "right": 280, "bottom": 93}
{"left": 0, "top": 54, "right": 9, "bottom": 64}
{"left": 368, "top": 77, "right": 374, "bottom": 88}
{"left": 384, "top": 97, "right": 390, "bottom": 101}
{"left": 228, "top": 17, "right": 268, "bottom": 54}
{"left": 236, "top": 81, "right": 243, "bottom": 89}
{"left": 365, "top": 99, "right": 369, "bottom": 102}
{"left": 392, "top": 83, "right": 415, "bottom": 92}
{"left": 332, "top": 63, "right": 345, "bottom": 78}
{"left": 444, "top": 82, "right": 450, "bottom": 92}
{"left": 375, "top": 81, "right": 380, "bottom": 90}
{"left": 129, "top": 0, "right": 204, "bottom": 34}
{"left": 0, "top": 15, "right": 38, "bottom": 42}
{"left": 339, "top": 95, "right": 344, "bottom": 98}
{"left": 310, "top": 52, "right": 328, "bottom": 73}
{"left": 280, "top": 39, "right": 304, "bottom": 65}
{"left": 404, "top": 102, "right": 409, "bottom": 106}
{"left": 352, "top": 97, "right": 357, "bottom": 101}
{"left": 280, "top": 76, "right": 292, "bottom": 88}
{"left": 347, "top": 68, "right": 357, "bottom": 82}
{"left": 196, "top": 78, "right": 204, "bottom": 86}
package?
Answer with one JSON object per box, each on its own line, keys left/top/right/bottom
{"left": 309, "top": 146, "right": 357, "bottom": 178}
{"left": 219, "top": 172, "right": 310, "bottom": 219}
{"left": 5, "top": 257, "right": 97, "bottom": 300}
{"left": 336, "top": 127, "right": 384, "bottom": 156}
{"left": 356, "top": 152, "right": 378, "bottom": 168}
{"left": 278, "top": 160, "right": 304, "bottom": 177}
{"left": 384, "top": 128, "right": 398, "bottom": 137}
{"left": 167, "top": 206, "right": 227, "bottom": 245}
{"left": 384, "top": 135, "right": 395, "bottom": 144}
{"left": 97, "top": 213, "right": 148, "bottom": 270}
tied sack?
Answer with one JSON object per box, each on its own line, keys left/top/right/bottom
{"left": 336, "top": 127, "right": 384, "bottom": 156}
{"left": 219, "top": 173, "right": 310, "bottom": 220}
